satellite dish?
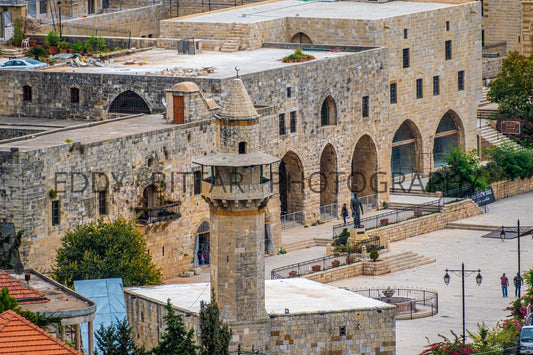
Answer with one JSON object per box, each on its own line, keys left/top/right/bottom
{"left": 162, "top": 97, "right": 167, "bottom": 108}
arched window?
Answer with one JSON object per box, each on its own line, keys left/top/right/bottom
{"left": 109, "top": 90, "right": 150, "bottom": 116}
{"left": 320, "top": 96, "right": 336, "bottom": 126}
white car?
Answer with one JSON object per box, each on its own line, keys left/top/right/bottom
{"left": 521, "top": 325, "right": 533, "bottom": 354}
{"left": 0, "top": 58, "right": 48, "bottom": 70}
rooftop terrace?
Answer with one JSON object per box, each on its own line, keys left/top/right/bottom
{"left": 170, "top": 0, "right": 456, "bottom": 24}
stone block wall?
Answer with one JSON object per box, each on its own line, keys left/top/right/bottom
{"left": 0, "top": 129, "right": 44, "bottom": 140}
{"left": 366, "top": 199, "right": 483, "bottom": 243}
{"left": 492, "top": 176, "right": 533, "bottom": 200}
{"left": 124, "top": 290, "right": 200, "bottom": 350}
{"left": 38, "top": 5, "right": 163, "bottom": 37}
{"left": 269, "top": 308, "right": 395, "bottom": 355}
{"left": 482, "top": 56, "right": 503, "bottom": 79}
{"left": 483, "top": 0, "right": 521, "bottom": 53}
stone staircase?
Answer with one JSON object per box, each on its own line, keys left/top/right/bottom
{"left": 281, "top": 238, "right": 317, "bottom": 252}
{"left": 380, "top": 250, "right": 436, "bottom": 273}
{"left": 1, "top": 47, "right": 26, "bottom": 58}
{"left": 478, "top": 119, "right": 524, "bottom": 150}
{"left": 220, "top": 24, "right": 245, "bottom": 52}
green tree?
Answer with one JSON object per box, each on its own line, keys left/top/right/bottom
{"left": 487, "top": 51, "right": 533, "bottom": 121}
{"left": 488, "top": 143, "right": 533, "bottom": 180}
{"left": 94, "top": 317, "right": 145, "bottom": 355}
{"left": 53, "top": 217, "right": 162, "bottom": 287}
{"left": 426, "top": 147, "right": 486, "bottom": 194}
{"left": 199, "top": 289, "right": 231, "bottom": 355}
{"left": 152, "top": 300, "right": 198, "bottom": 355}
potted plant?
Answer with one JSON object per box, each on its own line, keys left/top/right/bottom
{"left": 282, "top": 48, "right": 316, "bottom": 63}
{"left": 45, "top": 31, "right": 60, "bottom": 54}
{"left": 84, "top": 43, "right": 94, "bottom": 56}
{"left": 370, "top": 249, "right": 379, "bottom": 262}
{"left": 311, "top": 265, "right": 321, "bottom": 272}
{"left": 380, "top": 218, "right": 389, "bottom": 225}
{"left": 346, "top": 255, "right": 355, "bottom": 264}
{"left": 331, "top": 260, "right": 340, "bottom": 268}
{"left": 288, "top": 270, "right": 297, "bottom": 277}
{"left": 58, "top": 40, "right": 69, "bottom": 53}
{"left": 414, "top": 210, "right": 423, "bottom": 217}
{"left": 72, "top": 40, "right": 84, "bottom": 54}
{"left": 27, "top": 46, "right": 47, "bottom": 60}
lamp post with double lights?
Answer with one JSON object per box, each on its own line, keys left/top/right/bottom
{"left": 443, "top": 263, "right": 482, "bottom": 344}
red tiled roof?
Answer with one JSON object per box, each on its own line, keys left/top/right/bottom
{"left": 0, "top": 310, "right": 82, "bottom": 354}
{"left": 0, "top": 270, "right": 48, "bottom": 304}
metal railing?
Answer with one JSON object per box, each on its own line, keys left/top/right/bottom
{"left": 280, "top": 211, "right": 305, "bottom": 230}
{"left": 359, "top": 193, "right": 378, "bottom": 211}
{"left": 271, "top": 252, "right": 358, "bottom": 279}
{"left": 333, "top": 198, "right": 443, "bottom": 237}
{"left": 135, "top": 202, "right": 181, "bottom": 225}
{"left": 319, "top": 203, "right": 337, "bottom": 221}
{"left": 352, "top": 288, "right": 438, "bottom": 320}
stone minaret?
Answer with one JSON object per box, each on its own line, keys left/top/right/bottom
{"left": 193, "top": 79, "right": 278, "bottom": 351}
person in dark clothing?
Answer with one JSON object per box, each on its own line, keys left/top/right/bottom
{"left": 514, "top": 272, "right": 523, "bottom": 297}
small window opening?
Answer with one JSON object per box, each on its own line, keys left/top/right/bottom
{"left": 238, "top": 142, "right": 247, "bottom": 154}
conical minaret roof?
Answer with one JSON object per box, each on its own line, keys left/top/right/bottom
{"left": 216, "top": 78, "right": 259, "bottom": 121}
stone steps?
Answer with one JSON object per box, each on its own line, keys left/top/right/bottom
{"left": 478, "top": 123, "right": 523, "bottom": 150}
{"left": 220, "top": 25, "right": 245, "bottom": 52}
{"left": 381, "top": 250, "right": 435, "bottom": 273}
{"left": 446, "top": 222, "right": 498, "bottom": 231}
{"left": 387, "top": 202, "right": 440, "bottom": 212}
{"left": 281, "top": 238, "right": 317, "bottom": 252}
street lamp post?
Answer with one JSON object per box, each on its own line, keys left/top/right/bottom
{"left": 57, "top": 0, "right": 62, "bottom": 40}
{"left": 443, "top": 262, "right": 482, "bottom": 344}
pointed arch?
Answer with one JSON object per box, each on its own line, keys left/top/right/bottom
{"left": 351, "top": 134, "right": 378, "bottom": 197}
{"left": 433, "top": 110, "right": 465, "bottom": 168}
{"left": 391, "top": 120, "right": 423, "bottom": 176}
{"left": 109, "top": 90, "right": 150, "bottom": 116}
{"left": 279, "top": 151, "right": 305, "bottom": 215}
{"left": 320, "top": 143, "right": 337, "bottom": 209}
{"left": 320, "top": 96, "right": 337, "bottom": 126}
{"left": 290, "top": 32, "right": 313, "bottom": 45}
{"left": 194, "top": 220, "right": 210, "bottom": 267}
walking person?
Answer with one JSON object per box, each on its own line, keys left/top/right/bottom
{"left": 500, "top": 273, "right": 509, "bottom": 298}
{"left": 514, "top": 272, "right": 523, "bottom": 297}
{"left": 341, "top": 203, "right": 348, "bottom": 225}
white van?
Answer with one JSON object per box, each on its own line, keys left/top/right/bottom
{"left": 520, "top": 326, "right": 533, "bottom": 354}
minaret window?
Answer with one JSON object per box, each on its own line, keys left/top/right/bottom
{"left": 238, "top": 142, "right": 247, "bottom": 154}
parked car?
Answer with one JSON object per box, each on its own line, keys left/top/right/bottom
{"left": 520, "top": 325, "right": 533, "bottom": 354}
{"left": 0, "top": 58, "right": 47, "bottom": 70}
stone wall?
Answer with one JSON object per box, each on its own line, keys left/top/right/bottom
{"left": 0, "top": 129, "right": 44, "bottom": 140}
{"left": 492, "top": 176, "right": 533, "bottom": 200}
{"left": 269, "top": 308, "right": 395, "bottom": 355}
{"left": 366, "top": 199, "right": 482, "bottom": 243}
{"left": 482, "top": 56, "right": 503, "bottom": 79}
{"left": 124, "top": 290, "right": 200, "bottom": 350}
{"left": 483, "top": 0, "right": 521, "bottom": 53}
{"left": 37, "top": 5, "right": 163, "bottom": 37}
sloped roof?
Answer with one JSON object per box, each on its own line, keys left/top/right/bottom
{"left": 0, "top": 270, "right": 48, "bottom": 304}
{"left": 0, "top": 310, "right": 82, "bottom": 354}
{"left": 216, "top": 78, "right": 259, "bottom": 121}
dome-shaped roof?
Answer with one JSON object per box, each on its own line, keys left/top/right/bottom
{"left": 217, "top": 79, "right": 258, "bottom": 121}
{"left": 170, "top": 81, "right": 200, "bottom": 92}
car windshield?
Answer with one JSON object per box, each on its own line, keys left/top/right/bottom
{"left": 24, "top": 58, "right": 42, "bottom": 65}
{"left": 522, "top": 328, "right": 533, "bottom": 342}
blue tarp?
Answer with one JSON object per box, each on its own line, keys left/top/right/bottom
{"left": 74, "top": 278, "right": 127, "bottom": 354}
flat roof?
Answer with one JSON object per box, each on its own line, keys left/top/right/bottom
{"left": 3, "top": 48, "right": 356, "bottom": 78}
{"left": 126, "top": 279, "right": 391, "bottom": 315}
{"left": 0, "top": 115, "right": 179, "bottom": 152}
{"left": 9, "top": 271, "right": 94, "bottom": 317}
{"left": 171, "top": 0, "right": 456, "bottom": 24}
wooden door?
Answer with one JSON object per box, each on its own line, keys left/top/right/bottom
{"left": 173, "top": 96, "right": 184, "bottom": 124}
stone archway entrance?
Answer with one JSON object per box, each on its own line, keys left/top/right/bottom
{"left": 319, "top": 144, "right": 337, "bottom": 220}
{"left": 351, "top": 135, "right": 378, "bottom": 199}
{"left": 109, "top": 90, "right": 150, "bottom": 116}
{"left": 391, "top": 121, "right": 423, "bottom": 177}
{"left": 290, "top": 32, "right": 313, "bottom": 45}
{"left": 279, "top": 151, "right": 305, "bottom": 227}
{"left": 433, "top": 111, "right": 462, "bottom": 168}
{"left": 194, "top": 221, "right": 210, "bottom": 267}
